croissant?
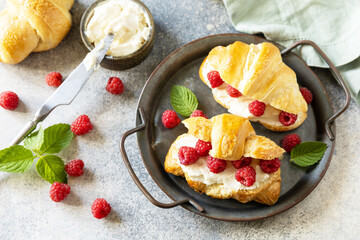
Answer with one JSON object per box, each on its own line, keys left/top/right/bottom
{"left": 0, "top": 0, "right": 74, "bottom": 64}
{"left": 199, "top": 41, "right": 308, "bottom": 131}
{"left": 164, "top": 114, "right": 285, "bottom": 205}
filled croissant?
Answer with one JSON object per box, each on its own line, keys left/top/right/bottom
{"left": 164, "top": 114, "right": 285, "bottom": 205}
{"left": 199, "top": 41, "right": 308, "bottom": 131}
{"left": 0, "top": 0, "right": 74, "bottom": 64}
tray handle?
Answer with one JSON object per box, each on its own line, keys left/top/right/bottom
{"left": 119, "top": 108, "right": 204, "bottom": 212}
{"left": 281, "top": 40, "right": 351, "bottom": 141}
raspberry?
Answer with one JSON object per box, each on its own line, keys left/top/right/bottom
{"left": 49, "top": 182, "right": 71, "bottom": 202}
{"left": 248, "top": 100, "right": 266, "bottom": 117}
{"left": 65, "top": 159, "right": 84, "bottom": 177}
{"left": 259, "top": 158, "right": 281, "bottom": 173}
{"left": 195, "top": 139, "right": 212, "bottom": 156}
{"left": 300, "top": 87, "right": 313, "bottom": 104}
{"left": 0, "top": 91, "right": 19, "bottom": 110}
{"left": 226, "top": 85, "right": 242, "bottom": 98}
{"left": 281, "top": 133, "right": 301, "bottom": 153}
{"left": 207, "top": 71, "right": 224, "bottom": 88}
{"left": 207, "top": 156, "right": 227, "bottom": 173}
{"left": 235, "top": 166, "right": 256, "bottom": 187}
{"left": 279, "top": 111, "right": 298, "bottom": 126}
{"left": 45, "top": 72, "right": 63, "bottom": 87}
{"left": 162, "top": 110, "right": 181, "bottom": 128}
{"left": 190, "top": 110, "right": 208, "bottom": 119}
{"left": 231, "top": 157, "right": 252, "bottom": 169}
{"left": 178, "top": 146, "right": 199, "bottom": 165}
{"left": 71, "top": 115, "right": 93, "bottom": 135}
{"left": 106, "top": 77, "right": 124, "bottom": 95}
{"left": 91, "top": 198, "right": 111, "bottom": 219}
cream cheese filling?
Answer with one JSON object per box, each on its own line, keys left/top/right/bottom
{"left": 172, "top": 134, "right": 270, "bottom": 191}
{"left": 85, "top": 0, "right": 151, "bottom": 56}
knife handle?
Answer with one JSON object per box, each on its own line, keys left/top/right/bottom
{"left": 10, "top": 119, "right": 39, "bottom": 146}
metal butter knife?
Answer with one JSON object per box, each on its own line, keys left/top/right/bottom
{"left": 10, "top": 33, "right": 115, "bottom": 146}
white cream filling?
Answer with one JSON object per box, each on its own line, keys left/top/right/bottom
{"left": 173, "top": 135, "right": 270, "bottom": 191}
{"left": 202, "top": 61, "right": 300, "bottom": 127}
{"left": 85, "top": 0, "right": 151, "bottom": 56}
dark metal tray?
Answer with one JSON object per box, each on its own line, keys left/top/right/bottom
{"left": 120, "top": 34, "right": 350, "bottom": 221}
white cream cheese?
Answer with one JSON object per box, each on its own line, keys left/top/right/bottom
{"left": 83, "top": 38, "right": 106, "bottom": 71}
{"left": 85, "top": 0, "right": 151, "bottom": 56}
{"left": 173, "top": 135, "right": 270, "bottom": 191}
{"left": 201, "top": 61, "right": 300, "bottom": 127}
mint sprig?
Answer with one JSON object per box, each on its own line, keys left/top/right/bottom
{"left": 0, "top": 123, "right": 73, "bottom": 184}
{"left": 170, "top": 85, "right": 198, "bottom": 117}
{"left": 290, "top": 142, "right": 327, "bottom": 167}
{"left": 0, "top": 145, "right": 35, "bottom": 173}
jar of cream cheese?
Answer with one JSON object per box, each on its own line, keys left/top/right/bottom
{"left": 80, "top": 0, "right": 155, "bottom": 70}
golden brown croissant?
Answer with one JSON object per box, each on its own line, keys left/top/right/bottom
{"left": 164, "top": 114, "right": 285, "bottom": 205}
{"left": 199, "top": 41, "right": 308, "bottom": 131}
{"left": 0, "top": 0, "right": 74, "bottom": 64}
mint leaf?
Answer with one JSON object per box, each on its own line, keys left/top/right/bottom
{"left": 0, "top": 145, "right": 35, "bottom": 173}
{"left": 38, "top": 124, "right": 73, "bottom": 154}
{"left": 290, "top": 142, "right": 327, "bottom": 167}
{"left": 24, "top": 127, "right": 44, "bottom": 153}
{"left": 170, "top": 85, "right": 198, "bottom": 117}
{"left": 36, "top": 155, "right": 67, "bottom": 184}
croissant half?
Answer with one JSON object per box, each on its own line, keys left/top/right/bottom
{"left": 164, "top": 114, "right": 285, "bottom": 205}
{"left": 199, "top": 41, "right": 308, "bottom": 131}
{"left": 0, "top": 0, "right": 74, "bottom": 64}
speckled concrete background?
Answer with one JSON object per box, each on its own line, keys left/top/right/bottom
{"left": 0, "top": 0, "right": 359, "bottom": 239}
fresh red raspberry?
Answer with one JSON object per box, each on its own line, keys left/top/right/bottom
{"left": 207, "top": 156, "right": 227, "bottom": 173}
{"left": 190, "top": 110, "right": 208, "bottom": 118}
{"left": 0, "top": 91, "right": 19, "bottom": 110}
{"left": 207, "top": 71, "right": 224, "bottom": 88}
{"left": 235, "top": 166, "right": 256, "bottom": 187}
{"left": 226, "top": 85, "right": 242, "bottom": 98}
{"left": 231, "top": 157, "right": 252, "bottom": 169}
{"left": 71, "top": 115, "right": 93, "bottom": 135}
{"left": 91, "top": 198, "right": 111, "bottom": 219}
{"left": 259, "top": 158, "right": 281, "bottom": 173}
{"left": 279, "top": 111, "right": 298, "bottom": 126}
{"left": 106, "top": 77, "right": 124, "bottom": 95}
{"left": 281, "top": 133, "right": 301, "bottom": 153}
{"left": 300, "top": 87, "right": 313, "bottom": 104}
{"left": 195, "top": 139, "right": 212, "bottom": 156}
{"left": 178, "top": 146, "right": 199, "bottom": 165}
{"left": 248, "top": 100, "right": 266, "bottom": 117}
{"left": 65, "top": 159, "right": 84, "bottom": 177}
{"left": 49, "top": 182, "right": 71, "bottom": 202}
{"left": 162, "top": 110, "right": 181, "bottom": 128}
{"left": 45, "top": 72, "right": 63, "bottom": 87}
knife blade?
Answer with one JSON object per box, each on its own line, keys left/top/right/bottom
{"left": 10, "top": 33, "right": 115, "bottom": 146}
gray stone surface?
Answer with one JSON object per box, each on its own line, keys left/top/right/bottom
{"left": 0, "top": 0, "right": 359, "bottom": 239}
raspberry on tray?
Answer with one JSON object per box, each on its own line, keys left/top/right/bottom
{"left": 162, "top": 110, "right": 181, "bottom": 128}
{"left": 281, "top": 133, "right": 301, "bottom": 153}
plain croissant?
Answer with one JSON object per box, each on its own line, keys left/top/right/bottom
{"left": 0, "top": 0, "right": 74, "bottom": 64}
{"left": 200, "top": 41, "right": 308, "bottom": 131}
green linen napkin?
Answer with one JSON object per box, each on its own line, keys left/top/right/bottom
{"left": 223, "top": 0, "right": 360, "bottom": 104}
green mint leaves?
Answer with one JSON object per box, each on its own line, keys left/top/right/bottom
{"left": 0, "top": 123, "right": 73, "bottom": 184}
{"left": 170, "top": 85, "right": 198, "bottom": 117}
{"left": 290, "top": 142, "right": 327, "bottom": 167}
{"left": 0, "top": 145, "right": 35, "bottom": 173}
{"left": 36, "top": 155, "right": 67, "bottom": 184}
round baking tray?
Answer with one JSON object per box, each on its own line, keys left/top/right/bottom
{"left": 120, "top": 33, "right": 350, "bottom": 221}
